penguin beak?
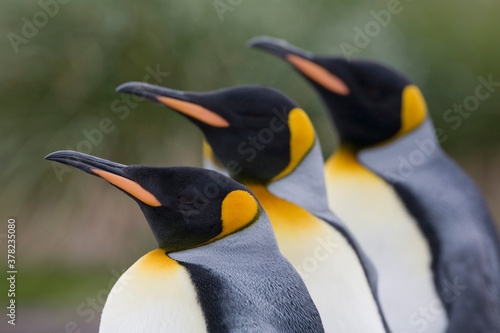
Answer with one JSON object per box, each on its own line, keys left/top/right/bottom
{"left": 45, "top": 151, "right": 161, "bottom": 207}
{"left": 46, "top": 150, "right": 127, "bottom": 176}
{"left": 247, "top": 36, "right": 314, "bottom": 60}
{"left": 116, "top": 82, "right": 230, "bottom": 128}
{"left": 248, "top": 36, "right": 350, "bottom": 96}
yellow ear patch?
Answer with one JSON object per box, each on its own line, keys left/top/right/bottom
{"left": 272, "top": 108, "right": 315, "bottom": 182}
{"left": 156, "top": 96, "right": 230, "bottom": 128}
{"left": 287, "top": 54, "right": 350, "bottom": 95}
{"left": 397, "top": 85, "right": 427, "bottom": 136}
{"left": 91, "top": 169, "right": 162, "bottom": 207}
{"left": 214, "top": 190, "right": 259, "bottom": 241}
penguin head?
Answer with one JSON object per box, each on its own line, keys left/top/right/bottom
{"left": 249, "top": 36, "right": 428, "bottom": 149}
{"left": 116, "top": 83, "right": 316, "bottom": 184}
{"left": 46, "top": 151, "right": 260, "bottom": 253}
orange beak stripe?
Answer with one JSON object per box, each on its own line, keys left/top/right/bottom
{"left": 287, "top": 54, "right": 350, "bottom": 96}
{"left": 156, "top": 96, "right": 230, "bottom": 127}
{"left": 91, "top": 169, "right": 162, "bottom": 207}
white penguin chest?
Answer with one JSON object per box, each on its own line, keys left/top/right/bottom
{"left": 248, "top": 185, "right": 386, "bottom": 333}
{"left": 99, "top": 249, "right": 207, "bottom": 333}
{"left": 325, "top": 152, "right": 447, "bottom": 333}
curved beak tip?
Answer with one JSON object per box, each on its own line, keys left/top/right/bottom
{"left": 247, "top": 36, "right": 268, "bottom": 48}
{"left": 116, "top": 82, "right": 187, "bottom": 103}
{"left": 45, "top": 150, "right": 127, "bottom": 175}
{"left": 247, "top": 36, "right": 285, "bottom": 50}
{"left": 247, "top": 36, "right": 312, "bottom": 61}
{"left": 116, "top": 81, "right": 144, "bottom": 93}
{"left": 45, "top": 150, "right": 73, "bottom": 162}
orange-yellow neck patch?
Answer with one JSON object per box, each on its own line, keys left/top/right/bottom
{"left": 324, "top": 147, "right": 379, "bottom": 182}
{"left": 92, "top": 169, "right": 162, "bottom": 207}
{"left": 245, "top": 184, "right": 325, "bottom": 241}
{"left": 272, "top": 108, "right": 315, "bottom": 182}
{"left": 202, "top": 140, "right": 224, "bottom": 168}
{"left": 136, "top": 248, "right": 180, "bottom": 274}
{"left": 211, "top": 190, "right": 259, "bottom": 242}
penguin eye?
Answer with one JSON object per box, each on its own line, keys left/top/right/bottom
{"left": 365, "top": 87, "right": 382, "bottom": 98}
{"left": 177, "top": 196, "right": 194, "bottom": 204}
{"left": 240, "top": 112, "right": 269, "bottom": 120}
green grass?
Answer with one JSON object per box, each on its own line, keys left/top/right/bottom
{"left": 3, "top": 265, "right": 120, "bottom": 306}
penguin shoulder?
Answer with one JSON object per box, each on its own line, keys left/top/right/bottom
{"left": 99, "top": 249, "right": 207, "bottom": 333}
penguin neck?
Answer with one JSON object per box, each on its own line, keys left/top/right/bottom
{"left": 258, "top": 139, "right": 331, "bottom": 217}
{"left": 326, "top": 119, "right": 440, "bottom": 177}
{"left": 170, "top": 212, "right": 279, "bottom": 262}
{"left": 354, "top": 119, "right": 443, "bottom": 182}
{"left": 325, "top": 144, "right": 370, "bottom": 175}
{"left": 202, "top": 140, "right": 228, "bottom": 175}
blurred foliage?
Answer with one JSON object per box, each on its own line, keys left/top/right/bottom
{"left": 1, "top": 0, "right": 500, "bottom": 318}
{"left": 2, "top": 266, "right": 112, "bottom": 304}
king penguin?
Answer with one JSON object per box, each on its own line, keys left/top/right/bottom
{"left": 248, "top": 36, "right": 500, "bottom": 333}
{"left": 45, "top": 150, "right": 325, "bottom": 333}
{"left": 116, "top": 82, "right": 391, "bottom": 333}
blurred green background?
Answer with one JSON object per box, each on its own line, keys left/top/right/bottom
{"left": 2, "top": 0, "right": 500, "bottom": 331}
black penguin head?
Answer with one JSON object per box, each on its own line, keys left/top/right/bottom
{"left": 116, "top": 83, "right": 317, "bottom": 183}
{"left": 249, "top": 36, "right": 428, "bottom": 149}
{"left": 45, "top": 151, "right": 260, "bottom": 253}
